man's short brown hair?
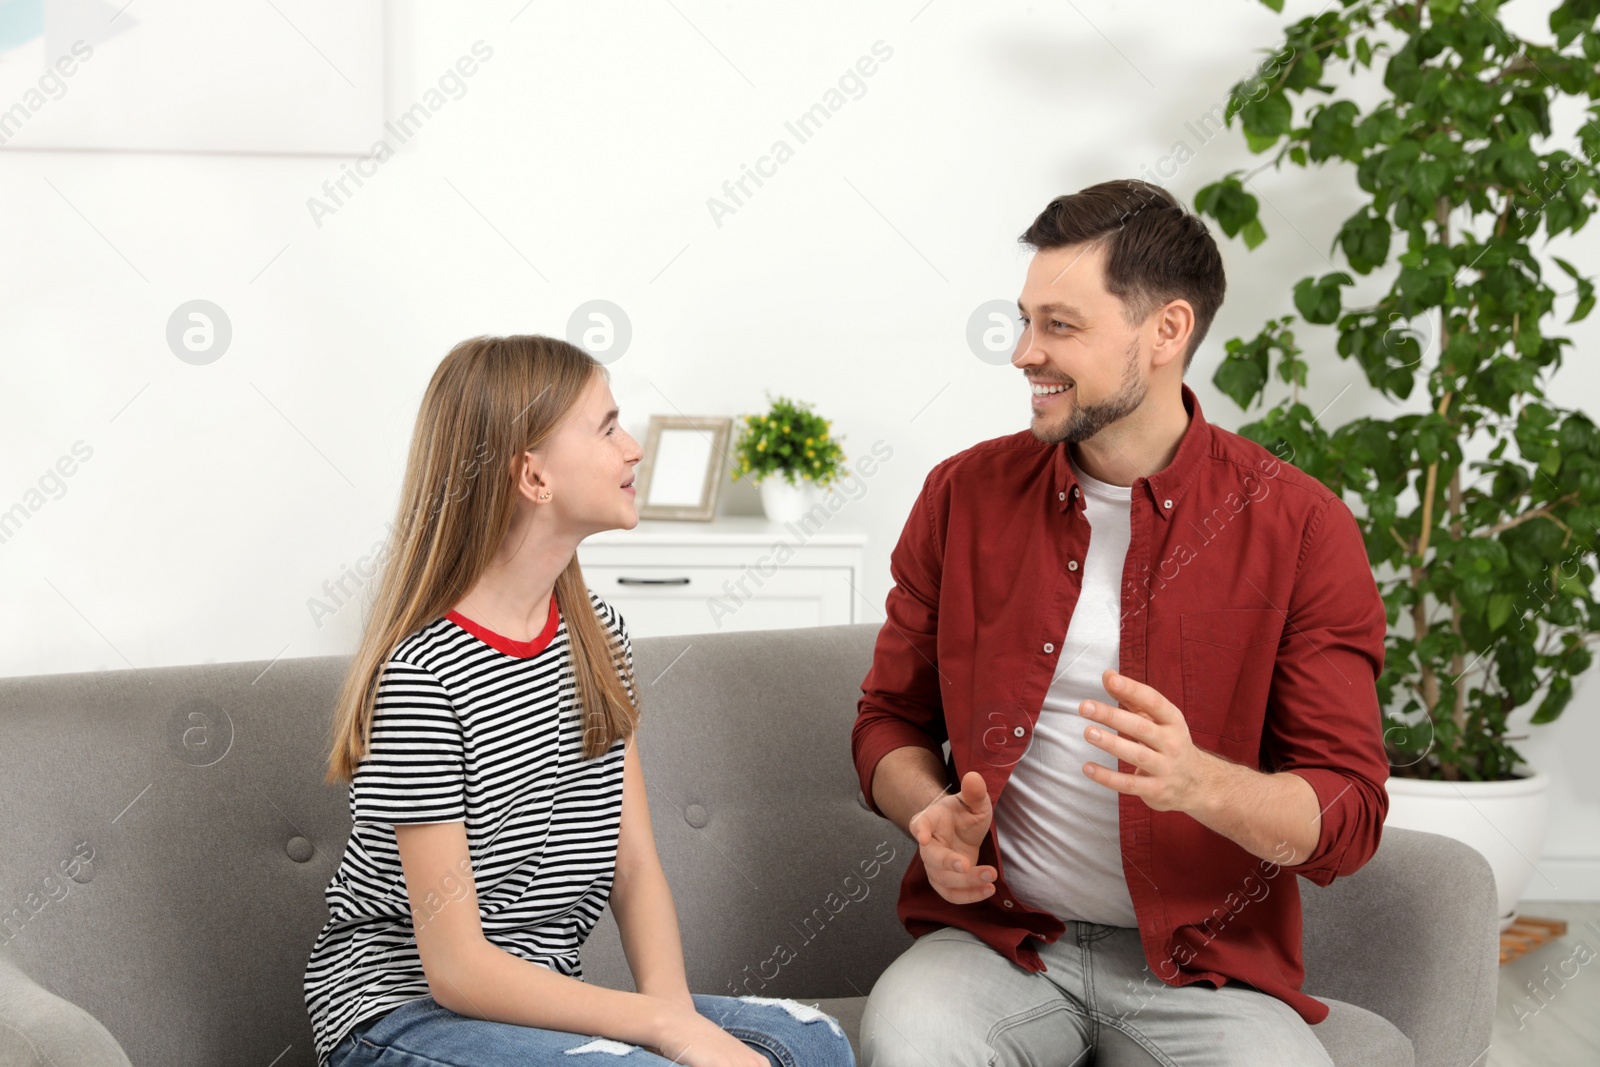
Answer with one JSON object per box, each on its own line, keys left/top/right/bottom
{"left": 1019, "top": 180, "right": 1226, "bottom": 370}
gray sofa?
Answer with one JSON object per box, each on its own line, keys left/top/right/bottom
{"left": 0, "top": 621, "right": 1498, "bottom": 1066}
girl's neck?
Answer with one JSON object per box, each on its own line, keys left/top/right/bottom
{"left": 452, "top": 517, "right": 579, "bottom": 642}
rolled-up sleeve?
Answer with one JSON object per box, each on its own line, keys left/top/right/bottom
{"left": 1262, "top": 496, "right": 1390, "bottom": 885}
{"left": 852, "top": 467, "right": 951, "bottom": 818}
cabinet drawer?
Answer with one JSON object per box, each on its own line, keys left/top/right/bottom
{"left": 579, "top": 564, "right": 854, "bottom": 637}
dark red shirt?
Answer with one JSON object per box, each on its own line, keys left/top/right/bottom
{"left": 851, "top": 384, "right": 1389, "bottom": 1024}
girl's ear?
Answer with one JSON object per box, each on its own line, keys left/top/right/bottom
{"left": 515, "top": 449, "right": 549, "bottom": 502}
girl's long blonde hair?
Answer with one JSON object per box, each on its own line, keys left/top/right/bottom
{"left": 324, "top": 335, "right": 640, "bottom": 784}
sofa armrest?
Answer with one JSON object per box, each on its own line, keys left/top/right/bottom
{"left": 1298, "top": 825, "right": 1498, "bottom": 1067}
{"left": 0, "top": 955, "right": 131, "bottom": 1067}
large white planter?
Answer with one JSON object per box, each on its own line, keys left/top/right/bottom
{"left": 1384, "top": 768, "right": 1551, "bottom": 930}
{"left": 758, "top": 477, "right": 821, "bottom": 524}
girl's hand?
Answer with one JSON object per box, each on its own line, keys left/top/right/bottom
{"left": 649, "top": 1000, "right": 767, "bottom": 1067}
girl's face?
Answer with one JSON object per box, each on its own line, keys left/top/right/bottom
{"left": 530, "top": 373, "right": 644, "bottom": 536}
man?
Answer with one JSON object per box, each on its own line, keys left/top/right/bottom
{"left": 851, "top": 179, "right": 1390, "bottom": 1066}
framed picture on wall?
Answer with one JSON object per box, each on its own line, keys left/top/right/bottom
{"left": 634, "top": 415, "right": 731, "bottom": 521}
{"left": 0, "top": 0, "right": 384, "bottom": 154}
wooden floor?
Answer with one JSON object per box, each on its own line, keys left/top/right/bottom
{"left": 1487, "top": 901, "right": 1600, "bottom": 1066}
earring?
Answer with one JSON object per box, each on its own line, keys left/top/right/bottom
{"left": 539, "top": 490, "right": 551, "bottom": 500}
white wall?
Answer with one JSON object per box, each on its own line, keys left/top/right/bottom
{"left": 1, "top": 0, "right": 1595, "bottom": 895}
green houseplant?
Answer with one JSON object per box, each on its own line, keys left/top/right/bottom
{"left": 1190, "top": 0, "right": 1600, "bottom": 922}
{"left": 731, "top": 395, "right": 848, "bottom": 488}
{"left": 731, "top": 395, "right": 849, "bottom": 522}
{"left": 1193, "top": 0, "right": 1600, "bottom": 786}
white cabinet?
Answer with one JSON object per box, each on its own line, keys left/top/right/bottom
{"left": 576, "top": 517, "right": 867, "bottom": 638}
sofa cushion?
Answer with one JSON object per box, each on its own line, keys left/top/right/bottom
{"left": 0, "top": 955, "right": 131, "bottom": 1067}
{"left": 1312, "top": 998, "right": 1416, "bottom": 1066}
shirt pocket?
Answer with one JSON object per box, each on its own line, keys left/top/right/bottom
{"left": 1179, "top": 608, "right": 1283, "bottom": 744}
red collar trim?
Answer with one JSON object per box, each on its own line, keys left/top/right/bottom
{"left": 445, "top": 594, "right": 561, "bottom": 658}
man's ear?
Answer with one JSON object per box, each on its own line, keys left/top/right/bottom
{"left": 1150, "top": 299, "right": 1196, "bottom": 372}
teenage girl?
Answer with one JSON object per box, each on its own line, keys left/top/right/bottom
{"left": 303, "top": 335, "right": 855, "bottom": 1067}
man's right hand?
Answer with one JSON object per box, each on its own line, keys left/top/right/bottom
{"left": 908, "top": 770, "right": 998, "bottom": 904}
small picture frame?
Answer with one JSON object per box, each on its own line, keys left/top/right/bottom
{"left": 634, "top": 415, "right": 732, "bottom": 521}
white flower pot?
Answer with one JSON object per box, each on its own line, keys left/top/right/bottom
{"left": 758, "top": 476, "right": 821, "bottom": 524}
{"left": 1384, "top": 768, "right": 1551, "bottom": 930}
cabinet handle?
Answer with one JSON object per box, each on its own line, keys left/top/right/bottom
{"left": 615, "top": 576, "right": 692, "bottom": 586}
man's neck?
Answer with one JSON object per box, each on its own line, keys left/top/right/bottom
{"left": 1070, "top": 387, "right": 1191, "bottom": 488}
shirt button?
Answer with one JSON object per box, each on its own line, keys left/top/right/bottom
{"left": 1058, "top": 491, "right": 1066, "bottom": 501}
{"left": 1072, "top": 487, "right": 1079, "bottom": 498}
{"left": 1067, "top": 560, "right": 1079, "bottom": 571}
{"left": 1013, "top": 726, "right": 1025, "bottom": 737}
{"left": 1003, "top": 899, "right": 1014, "bottom": 908}
{"left": 1163, "top": 498, "right": 1173, "bottom": 509}
{"left": 1043, "top": 642, "right": 1054, "bottom": 653}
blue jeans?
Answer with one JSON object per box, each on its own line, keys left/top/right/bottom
{"left": 329, "top": 992, "right": 856, "bottom": 1066}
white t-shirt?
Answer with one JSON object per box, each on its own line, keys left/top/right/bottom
{"left": 991, "top": 458, "right": 1138, "bottom": 927}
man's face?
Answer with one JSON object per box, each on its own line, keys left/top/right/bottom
{"left": 1013, "top": 240, "right": 1151, "bottom": 445}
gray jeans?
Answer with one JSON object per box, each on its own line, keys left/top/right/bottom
{"left": 859, "top": 923, "right": 1336, "bottom": 1067}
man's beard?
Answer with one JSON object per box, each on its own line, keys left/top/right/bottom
{"left": 1033, "top": 338, "right": 1146, "bottom": 444}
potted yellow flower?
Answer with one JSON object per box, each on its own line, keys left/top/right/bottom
{"left": 731, "top": 395, "right": 848, "bottom": 523}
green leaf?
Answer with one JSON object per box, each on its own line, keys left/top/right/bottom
{"left": 1282, "top": 47, "right": 1323, "bottom": 93}
{"left": 1529, "top": 675, "right": 1572, "bottom": 725}
{"left": 1410, "top": 159, "right": 1453, "bottom": 203}
{"left": 1242, "top": 128, "right": 1279, "bottom": 153}
{"left": 1308, "top": 100, "right": 1360, "bottom": 163}
{"left": 1540, "top": 445, "right": 1563, "bottom": 476}
{"left": 1293, "top": 272, "right": 1353, "bottom": 324}
{"left": 1241, "top": 216, "right": 1268, "bottom": 249}
{"left": 1337, "top": 211, "right": 1392, "bottom": 274}
{"left": 1487, "top": 593, "right": 1515, "bottom": 632}
{"left": 1552, "top": 255, "right": 1595, "bottom": 323}
{"left": 1416, "top": 425, "right": 1442, "bottom": 465}
{"left": 1241, "top": 93, "right": 1292, "bottom": 142}
{"left": 1575, "top": 291, "right": 1596, "bottom": 323}
{"left": 1195, "top": 177, "right": 1261, "bottom": 240}
{"left": 1384, "top": 365, "right": 1417, "bottom": 399}
{"left": 1551, "top": 4, "right": 1583, "bottom": 47}
{"left": 1215, "top": 353, "right": 1268, "bottom": 409}
{"left": 1558, "top": 412, "right": 1596, "bottom": 453}
{"left": 1504, "top": 146, "right": 1540, "bottom": 186}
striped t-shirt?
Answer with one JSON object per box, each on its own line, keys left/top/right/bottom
{"left": 303, "top": 588, "right": 633, "bottom": 1067}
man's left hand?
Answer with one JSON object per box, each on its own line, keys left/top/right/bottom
{"left": 1078, "top": 668, "right": 1224, "bottom": 815}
